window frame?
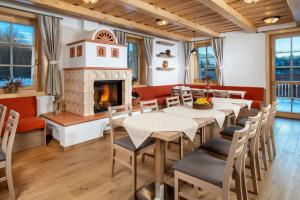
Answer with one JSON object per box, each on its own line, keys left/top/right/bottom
{"left": 126, "top": 36, "right": 143, "bottom": 85}
{"left": 194, "top": 40, "right": 218, "bottom": 84}
{"left": 274, "top": 35, "right": 300, "bottom": 82}
{"left": 0, "top": 13, "right": 39, "bottom": 93}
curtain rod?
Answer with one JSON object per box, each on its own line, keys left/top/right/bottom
{"left": 0, "top": 5, "right": 63, "bottom": 20}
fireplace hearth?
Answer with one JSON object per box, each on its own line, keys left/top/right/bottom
{"left": 94, "top": 80, "right": 123, "bottom": 113}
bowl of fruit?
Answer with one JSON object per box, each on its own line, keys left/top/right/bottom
{"left": 193, "top": 97, "right": 213, "bottom": 110}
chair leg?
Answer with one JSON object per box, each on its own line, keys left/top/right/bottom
{"left": 132, "top": 153, "right": 137, "bottom": 199}
{"left": 233, "top": 170, "right": 243, "bottom": 200}
{"left": 141, "top": 153, "right": 146, "bottom": 163}
{"left": 179, "top": 136, "right": 183, "bottom": 160}
{"left": 255, "top": 138, "right": 262, "bottom": 181}
{"left": 174, "top": 172, "right": 179, "bottom": 200}
{"left": 242, "top": 167, "right": 248, "bottom": 200}
{"left": 260, "top": 137, "right": 268, "bottom": 170}
{"left": 249, "top": 151, "right": 259, "bottom": 194}
{"left": 6, "top": 163, "right": 16, "bottom": 200}
{"left": 266, "top": 134, "right": 273, "bottom": 162}
{"left": 111, "top": 149, "right": 116, "bottom": 177}
{"left": 270, "top": 127, "right": 276, "bottom": 158}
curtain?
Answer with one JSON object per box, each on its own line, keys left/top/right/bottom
{"left": 184, "top": 42, "right": 193, "bottom": 84}
{"left": 211, "top": 37, "right": 224, "bottom": 86}
{"left": 143, "top": 37, "right": 154, "bottom": 86}
{"left": 114, "top": 30, "right": 127, "bottom": 45}
{"left": 38, "top": 15, "right": 62, "bottom": 98}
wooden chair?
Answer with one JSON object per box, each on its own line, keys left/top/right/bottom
{"left": 174, "top": 122, "right": 250, "bottom": 200}
{"left": 267, "top": 101, "right": 277, "bottom": 161}
{"left": 108, "top": 104, "right": 156, "bottom": 197}
{"left": 214, "top": 90, "right": 229, "bottom": 98}
{"left": 258, "top": 105, "right": 271, "bottom": 172}
{"left": 166, "top": 96, "right": 180, "bottom": 107}
{"left": 140, "top": 99, "right": 158, "bottom": 113}
{"left": 0, "top": 104, "right": 7, "bottom": 133}
{"left": 172, "top": 87, "right": 181, "bottom": 97}
{"left": 191, "top": 89, "right": 204, "bottom": 100}
{"left": 0, "top": 110, "right": 20, "bottom": 200}
{"left": 181, "top": 93, "right": 193, "bottom": 106}
{"left": 200, "top": 112, "right": 262, "bottom": 198}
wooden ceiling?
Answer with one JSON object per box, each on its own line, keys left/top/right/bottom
{"left": 26, "top": 0, "right": 297, "bottom": 41}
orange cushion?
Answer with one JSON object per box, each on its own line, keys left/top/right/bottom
{"left": 16, "top": 117, "right": 45, "bottom": 133}
{"left": 0, "top": 97, "right": 37, "bottom": 120}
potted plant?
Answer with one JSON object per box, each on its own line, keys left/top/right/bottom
{"left": 132, "top": 91, "right": 140, "bottom": 106}
{"left": 3, "top": 79, "right": 24, "bottom": 94}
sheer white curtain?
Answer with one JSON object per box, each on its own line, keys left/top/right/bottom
{"left": 211, "top": 38, "right": 224, "bottom": 86}
{"left": 184, "top": 42, "right": 193, "bottom": 84}
{"left": 143, "top": 37, "right": 154, "bottom": 86}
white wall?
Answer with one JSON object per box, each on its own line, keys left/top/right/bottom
{"left": 221, "top": 32, "right": 266, "bottom": 88}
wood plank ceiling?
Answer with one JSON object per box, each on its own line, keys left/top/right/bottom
{"left": 30, "top": 0, "right": 295, "bottom": 40}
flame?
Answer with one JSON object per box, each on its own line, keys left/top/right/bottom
{"left": 99, "top": 84, "right": 109, "bottom": 105}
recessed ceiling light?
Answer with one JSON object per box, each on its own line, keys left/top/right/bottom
{"left": 156, "top": 19, "right": 168, "bottom": 26}
{"left": 263, "top": 16, "right": 281, "bottom": 24}
{"left": 243, "top": 0, "right": 259, "bottom": 3}
{"left": 82, "top": 0, "right": 98, "bottom": 4}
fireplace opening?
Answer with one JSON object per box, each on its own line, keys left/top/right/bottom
{"left": 94, "top": 80, "right": 123, "bottom": 113}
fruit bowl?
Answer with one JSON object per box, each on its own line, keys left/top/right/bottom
{"left": 193, "top": 98, "right": 213, "bottom": 110}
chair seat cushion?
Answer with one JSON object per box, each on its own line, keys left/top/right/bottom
{"left": 114, "top": 136, "right": 155, "bottom": 151}
{"left": 236, "top": 117, "right": 248, "bottom": 126}
{"left": 173, "top": 150, "right": 226, "bottom": 187}
{"left": 220, "top": 125, "right": 243, "bottom": 137}
{"left": 199, "top": 138, "right": 231, "bottom": 157}
{"left": 16, "top": 117, "right": 45, "bottom": 133}
{"left": 0, "top": 150, "right": 5, "bottom": 161}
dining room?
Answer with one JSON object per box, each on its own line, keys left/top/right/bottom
{"left": 0, "top": 0, "right": 300, "bottom": 200}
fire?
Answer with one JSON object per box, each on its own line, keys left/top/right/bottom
{"left": 99, "top": 84, "right": 109, "bottom": 105}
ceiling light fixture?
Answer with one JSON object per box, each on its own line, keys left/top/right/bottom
{"left": 191, "top": 31, "right": 197, "bottom": 55}
{"left": 243, "top": 0, "right": 259, "bottom": 3}
{"left": 263, "top": 16, "right": 281, "bottom": 24}
{"left": 156, "top": 19, "right": 168, "bottom": 26}
{"left": 82, "top": 0, "right": 98, "bottom": 4}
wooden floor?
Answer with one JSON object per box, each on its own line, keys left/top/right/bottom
{"left": 0, "top": 117, "right": 299, "bottom": 200}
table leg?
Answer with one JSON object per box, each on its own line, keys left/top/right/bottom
{"left": 155, "top": 139, "right": 165, "bottom": 200}
{"left": 208, "top": 122, "right": 216, "bottom": 139}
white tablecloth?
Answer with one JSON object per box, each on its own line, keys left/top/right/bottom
{"left": 163, "top": 106, "right": 225, "bottom": 128}
{"left": 213, "top": 102, "right": 241, "bottom": 117}
{"left": 123, "top": 112, "right": 198, "bottom": 148}
{"left": 212, "top": 97, "right": 253, "bottom": 110}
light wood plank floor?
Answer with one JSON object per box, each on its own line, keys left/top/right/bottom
{"left": 0, "top": 117, "right": 299, "bottom": 200}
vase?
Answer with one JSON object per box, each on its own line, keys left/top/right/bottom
{"left": 4, "top": 86, "right": 18, "bottom": 94}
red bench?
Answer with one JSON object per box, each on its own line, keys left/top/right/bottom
{"left": 0, "top": 96, "right": 45, "bottom": 133}
{"left": 133, "top": 84, "right": 264, "bottom": 109}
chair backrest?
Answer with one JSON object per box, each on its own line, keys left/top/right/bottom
{"left": 140, "top": 99, "right": 158, "bottom": 113}
{"left": 172, "top": 88, "right": 181, "bottom": 97}
{"left": 191, "top": 89, "right": 204, "bottom": 99}
{"left": 247, "top": 111, "right": 262, "bottom": 139}
{"left": 2, "top": 110, "right": 19, "bottom": 161}
{"left": 181, "top": 93, "right": 193, "bottom": 105}
{"left": 0, "top": 104, "right": 7, "bottom": 135}
{"left": 223, "top": 122, "right": 250, "bottom": 184}
{"left": 260, "top": 104, "right": 271, "bottom": 137}
{"left": 108, "top": 104, "right": 132, "bottom": 142}
{"left": 213, "top": 90, "right": 228, "bottom": 98}
{"left": 166, "top": 96, "right": 180, "bottom": 107}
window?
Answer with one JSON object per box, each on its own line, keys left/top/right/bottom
{"left": 0, "top": 20, "right": 35, "bottom": 88}
{"left": 126, "top": 37, "right": 142, "bottom": 84}
{"left": 275, "top": 36, "right": 300, "bottom": 81}
{"left": 196, "top": 45, "right": 217, "bottom": 82}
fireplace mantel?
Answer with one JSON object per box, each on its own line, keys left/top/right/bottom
{"left": 64, "top": 67, "right": 132, "bottom": 116}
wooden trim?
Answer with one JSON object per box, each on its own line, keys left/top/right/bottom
{"left": 66, "top": 39, "right": 127, "bottom": 47}
{"left": 0, "top": 7, "right": 36, "bottom": 20}
{"left": 116, "top": 0, "right": 219, "bottom": 37}
{"left": 0, "top": 92, "right": 45, "bottom": 99}
{"left": 63, "top": 67, "right": 132, "bottom": 71}
{"left": 199, "top": 0, "right": 256, "bottom": 33}
{"left": 27, "top": 0, "right": 191, "bottom": 41}
{"left": 287, "top": 0, "right": 300, "bottom": 26}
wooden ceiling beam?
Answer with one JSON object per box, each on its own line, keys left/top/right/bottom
{"left": 114, "top": 0, "right": 220, "bottom": 37}
{"left": 25, "top": 0, "right": 191, "bottom": 41}
{"left": 287, "top": 0, "right": 300, "bottom": 26}
{"left": 199, "top": 0, "right": 256, "bottom": 33}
